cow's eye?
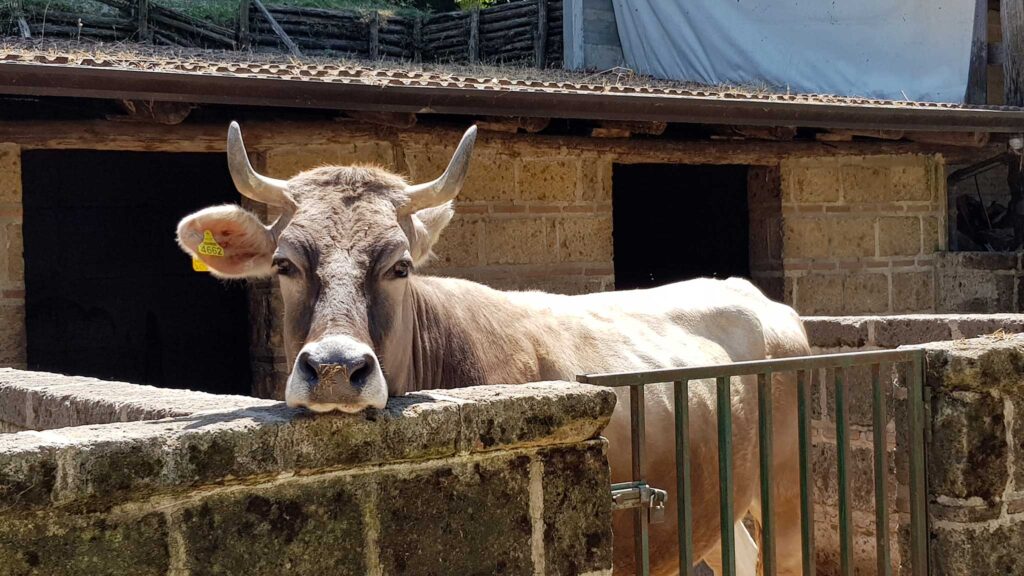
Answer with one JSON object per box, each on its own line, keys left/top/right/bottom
{"left": 273, "top": 257, "right": 294, "bottom": 276}
{"left": 392, "top": 260, "right": 411, "bottom": 279}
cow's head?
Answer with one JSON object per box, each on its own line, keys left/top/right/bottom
{"left": 177, "top": 122, "right": 476, "bottom": 412}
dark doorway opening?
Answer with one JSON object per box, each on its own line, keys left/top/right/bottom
{"left": 22, "top": 151, "right": 252, "bottom": 395}
{"left": 613, "top": 164, "right": 750, "bottom": 290}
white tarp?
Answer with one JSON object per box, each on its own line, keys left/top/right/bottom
{"left": 610, "top": 0, "right": 975, "bottom": 103}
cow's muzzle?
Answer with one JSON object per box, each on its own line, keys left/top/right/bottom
{"left": 285, "top": 336, "right": 387, "bottom": 413}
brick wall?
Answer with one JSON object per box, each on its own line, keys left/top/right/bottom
{"left": 782, "top": 155, "right": 946, "bottom": 315}
{"left": 0, "top": 144, "right": 24, "bottom": 369}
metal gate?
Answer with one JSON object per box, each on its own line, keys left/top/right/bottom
{"left": 577, "top": 349, "right": 929, "bottom": 576}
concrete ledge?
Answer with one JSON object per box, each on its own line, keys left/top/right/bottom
{"left": 0, "top": 368, "right": 275, "bottom": 431}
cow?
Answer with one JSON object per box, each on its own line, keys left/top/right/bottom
{"left": 177, "top": 123, "right": 809, "bottom": 576}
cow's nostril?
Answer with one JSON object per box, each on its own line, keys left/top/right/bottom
{"left": 348, "top": 354, "right": 374, "bottom": 388}
{"left": 297, "top": 351, "right": 317, "bottom": 380}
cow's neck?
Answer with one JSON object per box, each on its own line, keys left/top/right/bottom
{"left": 381, "top": 275, "right": 546, "bottom": 393}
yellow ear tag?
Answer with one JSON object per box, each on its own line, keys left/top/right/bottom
{"left": 192, "top": 258, "right": 210, "bottom": 272}
{"left": 197, "top": 230, "right": 225, "bottom": 257}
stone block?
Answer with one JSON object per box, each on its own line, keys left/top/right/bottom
{"left": 843, "top": 273, "right": 889, "bottom": 315}
{"left": 0, "top": 511, "right": 168, "bottom": 576}
{"left": 407, "top": 147, "right": 516, "bottom": 202}
{"left": 558, "top": 216, "right": 612, "bottom": 263}
{"left": 922, "top": 216, "right": 941, "bottom": 253}
{"left": 931, "top": 522, "right": 1024, "bottom": 575}
{"left": 829, "top": 217, "right": 876, "bottom": 258}
{"left": 580, "top": 156, "right": 612, "bottom": 203}
{"left": 542, "top": 442, "right": 613, "bottom": 575}
{"left": 783, "top": 160, "right": 841, "bottom": 203}
{"left": 748, "top": 165, "right": 782, "bottom": 206}
{"left": 0, "top": 144, "right": 20, "bottom": 204}
{"left": 179, "top": 475, "right": 366, "bottom": 576}
{"left": 802, "top": 317, "right": 870, "bottom": 349}
{"left": 928, "top": 390, "right": 1006, "bottom": 501}
{"left": 518, "top": 158, "right": 579, "bottom": 203}
{"left": 796, "top": 274, "right": 843, "bottom": 315}
{"left": 430, "top": 214, "right": 481, "bottom": 268}
{"left": 0, "top": 304, "right": 25, "bottom": 365}
{"left": 812, "top": 442, "right": 880, "bottom": 514}
{"left": 877, "top": 217, "right": 921, "bottom": 257}
{"left": 265, "top": 142, "right": 396, "bottom": 178}
{"left": 5, "top": 222, "right": 22, "bottom": 281}
{"left": 824, "top": 363, "right": 895, "bottom": 428}
{"left": 874, "top": 317, "right": 951, "bottom": 347}
{"left": 891, "top": 272, "right": 934, "bottom": 313}
{"left": 957, "top": 315, "right": 1024, "bottom": 338}
{"left": 936, "top": 266, "right": 1014, "bottom": 313}
{"left": 783, "top": 218, "right": 828, "bottom": 259}
{"left": 378, "top": 455, "right": 533, "bottom": 575}
{"left": 841, "top": 159, "right": 932, "bottom": 203}
{"left": 485, "top": 218, "right": 557, "bottom": 265}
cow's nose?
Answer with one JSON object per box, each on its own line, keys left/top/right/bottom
{"left": 300, "top": 349, "right": 374, "bottom": 388}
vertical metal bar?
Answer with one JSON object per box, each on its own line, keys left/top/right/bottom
{"left": 835, "top": 367, "right": 854, "bottom": 576}
{"left": 758, "top": 371, "right": 776, "bottom": 576}
{"left": 797, "top": 369, "right": 816, "bottom": 576}
{"left": 674, "top": 380, "right": 695, "bottom": 576}
{"left": 630, "top": 384, "right": 650, "bottom": 576}
{"left": 907, "top": 352, "right": 929, "bottom": 576}
{"left": 871, "top": 363, "right": 892, "bottom": 576}
{"left": 717, "top": 376, "right": 736, "bottom": 576}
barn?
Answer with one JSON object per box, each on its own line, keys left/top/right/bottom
{"left": 0, "top": 42, "right": 1022, "bottom": 399}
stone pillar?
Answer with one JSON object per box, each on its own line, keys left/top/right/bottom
{"left": 0, "top": 144, "right": 25, "bottom": 368}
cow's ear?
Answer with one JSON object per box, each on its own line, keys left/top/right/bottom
{"left": 177, "top": 205, "right": 276, "bottom": 278}
{"left": 407, "top": 201, "right": 454, "bottom": 266}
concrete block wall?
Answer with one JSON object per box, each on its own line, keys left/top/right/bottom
{"left": 782, "top": 155, "right": 946, "bottom": 316}
{"left": 0, "top": 372, "right": 616, "bottom": 576}
{"left": 935, "top": 251, "right": 1024, "bottom": 313}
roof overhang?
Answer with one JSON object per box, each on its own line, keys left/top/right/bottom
{"left": 2, "top": 61, "right": 1024, "bottom": 133}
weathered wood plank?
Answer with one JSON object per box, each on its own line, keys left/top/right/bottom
{"left": 238, "top": 0, "right": 251, "bottom": 49}
{"left": 1002, "top": 0, "right": 1024, "bottom": 105}
{"left": 966, "top": 0, "right": 989, "bottom": 104}
{"left": 469, "top": 8, "right": 480, "bottom": 64}
{"left": 413, "top": 16, "right": 422, "bottom": 62}
{"left": 535, "top": 0, "right": 547, "bottom": 68}
{"left": 252, "top": 0, "right": 302, "bottom": 57}
{"left": 137, "top": 0, "right": 150, "bottom": 41}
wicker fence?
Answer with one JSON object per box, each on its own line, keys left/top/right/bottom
{"left": 2, "top": 0, "right": 563, "bottom": 67}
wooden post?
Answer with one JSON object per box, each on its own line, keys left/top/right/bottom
{"left": 965, "top": 0, "right": 989, "bottom": 104}
{"left": 1002, "top": 0, "right": 1024, "bottom": 106}
{"left": 369, "top": 11, "right": 380, "bottom": 60}
{"left": 251, "top": 0, "right": 302, "bottom": 57}
{"left": 137, "top": 0, "right": 150, "bottom": 42}
{"left": 535, "top": 0, "right": 548, "bottom": 68}
{"left": 238, "top": 0, "right": 251, "bottom": 50}
{"left": 412, "top": 15, "right": 422, "bottom": 63}
{"left": 469, "top": 8, "right": 479, "bottom": 64}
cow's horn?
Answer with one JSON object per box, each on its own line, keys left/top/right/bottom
{"left": 227, "top": 121, "right": 292, "bottom": 207}
{"left": 403, "top": 126, "right": 477, "bottom": 213}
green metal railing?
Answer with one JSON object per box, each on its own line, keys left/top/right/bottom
{"left": 577, "top": 348, "right": 929, "bottom": 576}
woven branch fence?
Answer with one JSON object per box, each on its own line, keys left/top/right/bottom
{"left": 2, "top": 0, "right": 563, "bottom": 67}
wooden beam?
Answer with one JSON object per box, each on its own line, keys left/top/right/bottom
{"left": 1002, "top": 0, "right": 1024, "bottom": 105}
{"left": 343, "top": 110, "right": 416, "bottom": 128}
{"left": 596, "top": 120, "right": 667, "bottom": 136}
{"left": 535, "top": 0, "right": 548, "bottom": 69}
{"left": 469, "top": 8, "right": 480, "bottom": 64}
{"left": 137, "top": 0, "right": 150, "bottom": 42}
{"left": 966, "top": 0, "right": 990, "bottom": 104}
{"left": 0, "top": 119, "right": 1002, "bottom": 165}
{"left": 477, "top": 116, "right": 550, "bottom": 133}
{"left": 412, "top": 16, "right": 422, "bottom": 63}
{"left": 238, "top": 0, "right": 251, "bottom": 50}
{"left": 107, "top": 100, "right": 195, "bottom": 125}
{"left": 369, "top": 12, "right": 380, "bottom": 60}
{"left": 252, "top": 0, "right": 302, "bottom": 57}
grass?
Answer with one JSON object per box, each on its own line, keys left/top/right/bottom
{"left": 18, "top": 0, "right": 427, "bottom": 26}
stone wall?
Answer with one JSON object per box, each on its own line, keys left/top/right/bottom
{"left": 0, "top": 369, "right": 616, "bottom": 576}
{"left": 801, "top": 315, "right": 1024, "bottom": 576}
{"left": 782, "top": 155, "right": 946, "bottom": 315}
{"left": 0, "top": 144, "right": 24, "bottom": 369}
{"left": 935, "top": 252, "right": 1024, "bottom": 313}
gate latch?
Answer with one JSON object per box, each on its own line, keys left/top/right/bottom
{"left": 611, "top": 481, "right": 668, "bottom": 524}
